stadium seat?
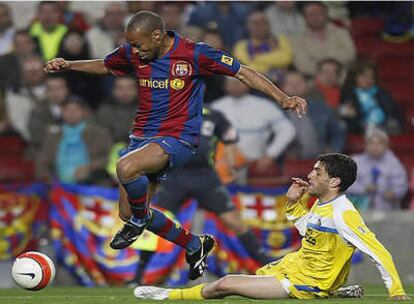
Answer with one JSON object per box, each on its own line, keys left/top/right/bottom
{"left": 0, "top": 136, "right": 26, "bottom": 157}
{"left": 382, "top": 81, "right": 413, "bottom": 104}
{"left": 0, "top": 158, "right": 34, "bottom": 182}
{"left": 346, "top": 134, "right": 364, "bottom": 154}
{"left": 378, "top": 56, "right": 412, "bottom": 82}
{"left": 351, "top": 17, "right": 384, "bottom": 38}
{"left": 390, "top": 135, "right": 414, "bottom": 154}
{"left": 283, "top": 159, "right": 315, "bottom": 179}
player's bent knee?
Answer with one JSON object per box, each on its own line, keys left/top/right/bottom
{"left": 116, "top": 157, "right": 139, "bottom": 181}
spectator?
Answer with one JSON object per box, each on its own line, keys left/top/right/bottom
{"left": 4, "top": 55, "right": 46, "bottom": 141}
{"left": 202, "top": 29, "right": 226, "bottom": 104}
{"left": 290, "top": 1, "right": 356, "bottom": 76}
{"left": 96, "top": 76, "right": 137, "bottom": 143}
{"left": 283, "top": 70, "right": 346, "bottom": 159}
{"left": 157, "top": 2, "right": 185, "bottom": 33}
{"left": 13, "top": 30, "right": 39, "bottom": 59}
{"left": 85, "top": 2, "right": 127, "bottom": 59}
{"left": 36, "top": 97, "right": 112, "bottom": 184}
{"left": 0, "top": 3, "right": 18, "bottom": 89}
{"left": 348, "top": 128, "right": 408, "bottom": 210}
{"left": 57, "top": 31, "right": 103, "bottom": 108}
{"left": 311, "top": 58, "right": 343, "bottom": 110}
{"left": 28, "top": 76, "right": 69, "bottom": 156}
{"left": 187, "top": 2, "right": 252, "bottom": 49}
{"left": 339, "top": 61, "right": 403, "bottom": 134}
{"left": 233, "top": 10, "right": 292, "bottom": 82}
{"left": 0, "top": 94, "right": 19, "bottom": 137}
{"left": 265, "top": 1, "right": 305, "bottom": 37}
{"left": 29, "top": 1, "right": 68, "bottom": 61}
{"left": 0, "top": 3, "right": 15, "bottom": 56}
{"left": 57, "top": 2, "right": 90, "bottom": 33}
{"left": 212, "top": 77, "right": 296, "bottom": 172}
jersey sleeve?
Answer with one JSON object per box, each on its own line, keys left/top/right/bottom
{"left": 212, "top": 109, "right": 238, "bottom": 144}
{"left": 103, "top": 43, "right": 133, "bottom": 76}
{"left": 285, "top": 197, "right": 311, "bottom": 236}
{"left": 195, "top": 43, "right": 241, "bottom": 76}
{"left": 334, "top": 209, "right": 406, "bottom": 297}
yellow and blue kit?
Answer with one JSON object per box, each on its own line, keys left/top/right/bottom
{"left": 256, "top": 194, "right": 406, "bottom": 299}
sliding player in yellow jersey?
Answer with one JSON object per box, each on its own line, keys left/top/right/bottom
{"left": 134, "top": 153, "right": 410, "bottom": 301}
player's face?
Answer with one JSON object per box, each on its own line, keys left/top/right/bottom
{"left": 125, "top": 29, "right": 161, "bottom": 62}
{"left": 307, "top": 161, "right": 331, "bottom": 197}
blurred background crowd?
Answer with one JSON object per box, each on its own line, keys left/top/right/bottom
{"left": 0, "top": 0, "right": 414, "bottom": 212}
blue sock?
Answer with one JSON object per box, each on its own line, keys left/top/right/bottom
{"left": 122, "top": 175, "right": 150, "bottom": 226}
{"left": 147, "top": 208, "right": 201, "bottom": 252}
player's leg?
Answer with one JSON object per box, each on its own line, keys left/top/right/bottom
{"left": 110, "top": 142, "right": 169, "bottom": 249}
{"left": 134, "top": 274, "right": 289, "bottom": 300}
{"left": 118, "top": 185, "right": 131, "bottom": 222}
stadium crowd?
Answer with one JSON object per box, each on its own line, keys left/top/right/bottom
{"left": 0, "top": 0, "right": 413, "bottom": 211}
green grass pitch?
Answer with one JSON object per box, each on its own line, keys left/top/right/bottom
{"left": 0, "top": 286, "right": 413, "bottom": 304}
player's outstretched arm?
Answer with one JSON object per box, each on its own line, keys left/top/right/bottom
{"left": 44, "top": 58, "right": 109, "bottom": 75}
{"left": 235, "top": 65, "right": 307, "bottom": 118}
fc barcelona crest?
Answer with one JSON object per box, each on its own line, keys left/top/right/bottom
{"left": 172, "top": 61, "right": 192, "bottom": 77}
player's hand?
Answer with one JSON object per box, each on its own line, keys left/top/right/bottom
{"left": 286, "top": 177, "right": 309, "bottom": 204}
{"left": 388, "top": 294, "right": 411, "bottom": 301}
{"left": 44, "top": 58, "right": 70, "bottom": 73}
{"left": 281, "top": 96, "right": 307, "bottom": 118}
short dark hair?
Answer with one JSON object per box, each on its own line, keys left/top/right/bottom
{"left": 126, "top": 10, "right": 165, "bottom": 34}
{"left": 63, "top": 95, "right": 89, "bottom": 109}
{"left": 317, "top": 153, "right": 357, "bottom": 192}
{"left": 317, "top": 58, "right": 343, "bottom": 75}
{"left": 300, "top": 1, "right": 327, "bottom": 14}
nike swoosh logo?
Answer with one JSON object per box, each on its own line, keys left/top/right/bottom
{"left": 138, "top": 65, "right": 148, "bottom": 68}
{"left": 18, "top": 272, "right": 35, "bottom": 279}
{"left": 194, "top": 245, "right": 205, "bottom": 268}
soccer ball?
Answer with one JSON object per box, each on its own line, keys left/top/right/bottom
{"left": 11, "top": 251, "right": 56, "bottom": 290}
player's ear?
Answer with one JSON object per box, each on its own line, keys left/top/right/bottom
{"left": 329, "top": 177, "right": 341, "bottom": 188}
{"left": 152, "top": 29, "right": 161, "bottom": 43}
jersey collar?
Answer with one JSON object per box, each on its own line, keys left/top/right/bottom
{"left": 159, "top": 30, "right": 180, "bottom": 59}
{"left": 317, "top": 193, "right": 345, "bottom": 206}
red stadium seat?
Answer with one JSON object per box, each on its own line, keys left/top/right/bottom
{"left": 0, "top": 136, "right": 26, "bottom": 157}
{"left": 283, "top": 159, "right": 314, "bottom": 179}
{"left": 389, "top": 134, "right": 414, "bottom": 154}
{"left": 0, "top": 158, "right": 34, "bottom": 182}
{"left": 382, "top": 81, "right": 414, "bottom": 104}
{"left": 378, "top": 56, "right": 413, "bottom": 82}
{"left": 346, "top": 134, "right": 364, "bottom": 154}
{"left": 351, "top": 18, "right": 384, "bottom": 38}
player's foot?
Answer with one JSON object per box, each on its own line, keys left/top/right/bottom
{"left": 186, "top": 234, "right": 215, "bottom": 280}
{"left": 332, "top": 285, "right": 364, "bottom": 298}
{"left": 110, "top": 220, "right": 149, "bottom": 250}
{"left": 133, "top": 286, "right": 171, "bottom": 300}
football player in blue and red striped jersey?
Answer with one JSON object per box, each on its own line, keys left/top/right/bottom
{"left": 44, "top": 10, "right": 307, "bottom": 280}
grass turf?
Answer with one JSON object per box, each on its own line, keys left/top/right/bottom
{"left": 0, "top": 286, "right": 413, "bottom": 304}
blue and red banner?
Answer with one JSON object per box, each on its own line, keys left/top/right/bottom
{"left": 49, "top": 184, "right": 139, "bottom": 286}
{"left": 0, "top": 183, "right": 48, "bottom": 260}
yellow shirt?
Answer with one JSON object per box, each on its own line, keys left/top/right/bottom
{"left": 233, "top": 35, "right": 292, "bottom": 75}
{"left": 285, "top": 194, "right": 405, "bottom": 297}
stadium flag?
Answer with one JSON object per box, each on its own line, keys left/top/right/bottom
{"left": 49, "top": 184, "right": 139, "bottom": 286}
{"left": 0, "top": 183, "right": 48, "bottom": 260}
{"left": 203, "top": 184, "right": 302, "bottom": 277}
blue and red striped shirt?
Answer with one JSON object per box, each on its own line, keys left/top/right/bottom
{"left": 104, "top": 31, "right": 241, "bottom": 146}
